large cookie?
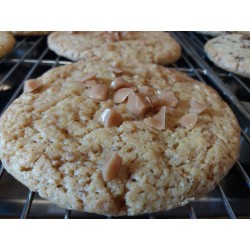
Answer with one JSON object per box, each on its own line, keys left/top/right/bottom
{"left": 0, "top": 31, "right": 15, "bottom": 59}
{"left": 204, "top": 34, "right": 250, "bottom": 78}
{"left": 0, "top": 61, "right": 240, "bottom": 216}
{"left": 47, "top": 31, "right": 181, "bottom": 65}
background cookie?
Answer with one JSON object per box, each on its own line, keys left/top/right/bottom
{"left": 0, "top": 61, "right": 240, "bottom": 216}
{"left": 11, "top": 31, "right": 50, "bottom": 36}
{"left": 204, "top": 34, "right": 250, "bottom": 78}
{"left": 47, "top": 31, "right": 181, "bottom": 65}
{"left": 0, "top": 31, "right": 16, "bottom": 59}
{"left": 197, "top": 31, "right": 250, "bottom": 37}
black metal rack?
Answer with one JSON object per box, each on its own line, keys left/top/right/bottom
{"left": 0, "top": 32, "right": 249, "bottom": 218}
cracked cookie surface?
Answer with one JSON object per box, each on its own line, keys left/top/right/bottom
{"left": 0, "top": 60, "right": 240, "bottom": 216}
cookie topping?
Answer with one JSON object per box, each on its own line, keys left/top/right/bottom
{"left": 179, "top": 113, "right": 198, "bottom": 130}
{"left": 111, "top": 77, "right": 133, "bottom": 90}
{"left": 126, "top": 92, "right": 150, "bottom": 118}
{"left": 88, "top": 84, "right": 108, "bottom": 100}
{"left": 165, "top": 107, "right": 182, "bottom": 117}
{"left": 85, "top": 80, "right": 97, "bottom": 87}
{"left": 81, "top": 72, "right": 96, "bottom": 82}
{"left": 158, "top": 91, "right": 178, "bottom": 108}
{"left": 144, "top": 106, "right": 166, "bottom": 130}
{"left": 24, "top": 79, "right": 42, "bottom": 93}
{"left": 114, "top": 88, "right": 134, "bottom": 104}
{"left": 189, "top": 99, "right": 207, "bottom": 114}
{"left": 102, "top": 152, "right": 122, "bottom": 182}
{"left": 100, "top": 109, "right": 123, "bottom": 128}
{"left": 138, "top": 86, "right": 150, "bottom": 96}
{"left": 109, "top": 66, "right": 124, "bottom": 74}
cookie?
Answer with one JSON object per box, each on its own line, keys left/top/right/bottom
{"left": 197, "top": 31, "right": 250, "bottom": 37}
{"left": 0, "top": 31, "right": 15, "bottom": 59}
{"left": 11, "top": 31, "right": 50, "bottom": 36}
{"left": 204, "top": 34, "right": 250, "bottom": 78}
{"left": 0, "top": 60, "right": 240, "bottom": 216}
{"left": 47, "top": 31, "right": 181, "bottom": 65}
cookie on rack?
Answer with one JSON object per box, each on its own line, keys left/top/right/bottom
{"left": 47, "top": 31, "right": 181, "bottom": 65}
{"left": 204, "top": 33, "right": 250, "bottom": 78}
{"left": 0, "top": 60, "right": 240, "bottom": 216}
{"left": 0, "top": 32, "right": 15, "bottom": 59}
{"left": 197, "top": 31, "right": 250, "bottom": 37}
{"left": 11, "top": 31, "right": 50, "bottom": 36}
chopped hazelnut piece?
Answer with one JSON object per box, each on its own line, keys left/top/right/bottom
{"left": 111, "top": 77, "right": 133, "bottom": 90}
{"left": 102, "top": 152, "right": 122, "bottom": 182}
{"left": 81, "top": 73, "right": 96, "bottom": 82}
{"left": 88, "top": 84, "right": 108, "bottom": 101}
{"left": 114, "top": 88, "right": 134, "bottom": 104}
{"left": 144, "top": 106, "right": 166, "bottom": 130}
{"left": 24, "top": 79, "right": 42, "bottom": 93}
{"left": 158, "top": 91, "right": 178, "bottom": 108}
{"left": 179, "top": 113, "right": 198, "bottom": 130}
{"left": 189, "top": 99, "right": 207, "bottom": 114}
{"left": 109, "top": 66, "right": 124, "bottom": 74}
{"left": 126, "top": 92, "right": 150, "bottom": 118}
{"left": 85, "top": 80, "right": 97, "bottom": 87}
{"left": 100, "top": 109, "right": 123, "bottom": 128}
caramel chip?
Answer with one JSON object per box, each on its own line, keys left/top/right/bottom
{"left": 24, "top": 79, "right": 42, "bottom": 93}
{"left": 179, "top": 113, "right": 198, "bottom": 130}
{"left": 144, "top": 106, "right": 166, "bottom": 130}
{"left": 189, "top": 99, "right": 207, "bottom": 114}
{"left": 88, "top": 84, "right": 108, "bottom": 101}
{"left": 126, "top": 92, "right": 150, "bottom": 118}
{"left": 85, "top": 80, "right": 97, "bottom": 87}
{"left": 81, "top": 73, "right": 96, "bottom": 82}
{"left": 102, "top": 152, "right": 122, "bottom": 182}
{"left": 114, "top": 88, "right": 134, "bottom": 104}
{"left": 100, "top": 109, "right": 123, "bottom": 128}
{"left": 158, "top": 91, "right": 178, "bottom": 108}
{"left": 165, "top": 107, "right": 182, "bottom": 117}
{"left": 111, "top": 77, "right": 133, "bottom": 90}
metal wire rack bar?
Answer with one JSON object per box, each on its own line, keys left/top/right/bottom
{"left": 216, "top": 184, "right": 236, "bottom": 219}
{"left": 20, "top": 191, "right": 35, "bottom": 219}
{"left": 235, "top": 161, "right": 250, "bottom": 189}
{"left": 240, "top": 129, "right": 250, "bottom": 146}
{"left": 188, "top": 204, "right": 197, "bottom": 219}
{"left": 3, "top": 58, "right": 71, "bottom": 66}
{"left": 0, "top": 36, "right": 44, "bottom": 88}
{"left": 0, "top": 163, "right": 4, "bottom": 179}
{"left": 0, "top": 46, "right": 50, "bottom": 117}
{"left": 64, "top": 210, "right": 71, "bottom": 219}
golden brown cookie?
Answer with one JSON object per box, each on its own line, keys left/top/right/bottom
{"left": 0, "top": 31, "right": 15, "bottom": 59}
{"left": 205, "top": 34, "right": 250, "bottom": 78}
{"left": 47, "top": 31, "right": 181, "bottom": 65}
{"left": 0, "top": 60, "right": 240, "bottom": 216}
